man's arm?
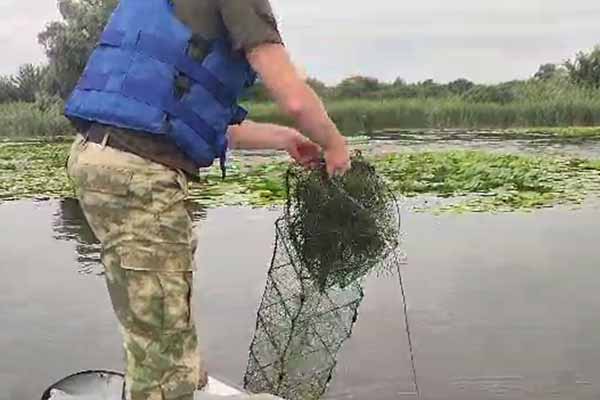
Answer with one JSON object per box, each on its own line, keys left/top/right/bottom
{"left": 228, "top": 120, "right": 321, "bottom": 168}
{"left": 228, "top": 120, "right": 299, "bottom": 150}
{"left": 218, "top": 0, "right": 349, "bottom": 175}
{"left": 246, "top": 43, "right": 350, "bottom": 176}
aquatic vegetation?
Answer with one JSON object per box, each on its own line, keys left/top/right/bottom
{"left": 0, "top": 142, "right": 73, "bottom": 200}
{"left": 376, "top": 151, "right": 600, "bottom": 213}
{"left": 510, "top": 126, "right": 600, "bottom": 138}
{"left": 1, "top": 141, "right": 600, "bottom": 213}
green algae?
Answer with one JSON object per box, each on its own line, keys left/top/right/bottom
{"left": 1, "top": 141, "right": 600, "bottom": 213}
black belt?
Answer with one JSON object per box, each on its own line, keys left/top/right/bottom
{"left": 83, "top": 124, "right": 203, "bottom": 182}
{"left": 84, "top": 124, "right": 176, "bottom": 158}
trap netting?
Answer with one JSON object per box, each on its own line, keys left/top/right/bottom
{"left": 284, "top": 153, "right": 401, "bottom": 291}
{"left": 243, "top": 153, "right": 402, "bottom": 400}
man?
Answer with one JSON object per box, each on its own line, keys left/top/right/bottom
{"left": 65, "top": 0, "right": 351, "bottom": 399}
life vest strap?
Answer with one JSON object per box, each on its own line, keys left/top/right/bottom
{"left": 96, "top": 28, "right": 235, "bottom": 107}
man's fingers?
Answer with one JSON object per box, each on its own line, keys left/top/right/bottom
{"left": 326, "top": 163, "right": 336, "bottom": 177}
{"left": 329, "top": 160, "right": 351, "bottom": 177}
{"left": 287, "top": 146, "right": 302, "bottom": 162}
{"left": 298, "top": 141, "right": 321, "bottom": 156}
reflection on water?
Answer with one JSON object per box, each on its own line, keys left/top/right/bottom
{"left": 52, "top": 198, "right": 101, "bottom": 274}
{"left": 52, "top": 198, "right": 208, "bottom": 275}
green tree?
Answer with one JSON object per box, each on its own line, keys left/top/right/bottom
{"left": 0, "top": 64, "right": 49, "bottom": 103}
{"left": 11, "top": 64, "right": 48, "bottom": 102}
{"left": 565, "top": 46, "right": 600, "bottom": 88}
{"left": 392, "top": 77, "right": 407, "bottom": 87}
{"left": 463, "top": 84, "right": 518, "bottom": 104}
{"left": 0, "top": 77, "right": 19, "bottom": 103}
{"left": 447, "top": 78, "right": 475, "bottom": 95}
{"left": 416, "top": 79, "right": 450, "bottom": 98}
{"left": 38, "top": 0, "right": 117, "bottom": 98}
{"left": 534, "top": 63, "right": 561, "bottom": 81}
{"left": 306, "top": 78, "right": 329, "bottom": 98}
{"left": 335, "top": 76, "right": 381, "bottom": 98}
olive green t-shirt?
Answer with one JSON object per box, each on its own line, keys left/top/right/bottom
{"left": 175, "top": 0, "right": 283, "bottom": 53}
{"left": 89, "top": 0, "right": 283, "bottom": 176}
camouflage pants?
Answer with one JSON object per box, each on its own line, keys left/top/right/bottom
{"left": 67, "top": 134, "right": 203, "bottom": 400}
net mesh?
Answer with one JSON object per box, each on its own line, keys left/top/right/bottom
{"left": 243, "top": 153, "right": 402, "bottom": 400}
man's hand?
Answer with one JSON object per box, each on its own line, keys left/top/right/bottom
{"left": 280, "top": 128, "right": 321, "bottom": 168}
{"left": 323, "top": 136, "right": 351, "bottom": 177}
{"left": 228, "top": 121, "right": 320, "bottom": 168}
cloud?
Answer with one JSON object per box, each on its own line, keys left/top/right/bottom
{"left": 1, "top": 0, "right": 599, "bottom": 84}
{"left": 271, "top": 0, "right": 600, "bottom": 84}
{"left": 0, "top": 0, "right": 60, "bottom": 75}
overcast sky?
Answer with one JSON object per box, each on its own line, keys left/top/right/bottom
{"left": 2, "top": 0, "right": 600, "bottom": 84}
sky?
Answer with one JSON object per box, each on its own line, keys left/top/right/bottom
{"left": 2, "top": 0, "right": 600, "bottom": 85}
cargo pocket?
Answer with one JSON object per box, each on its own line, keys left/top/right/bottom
{"left": 147, "top": 170, "right": 188, "bottom": 214}
{"left": 160, "top": 271, "right": 194, "bottom": 331}
{"left": 124, "top": 270, "right": 165, "bottom": 334}
{"left": 119, "top": 245, "right": 194, "bottom": 272}
{"left": 125, "top": 270, "right": 194, "bottom": 333}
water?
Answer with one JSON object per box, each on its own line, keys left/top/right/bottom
{"left": 2, "top": 198, "right": 600, "bottom": 400}
{"left": 362, "top": 130, "right": 600, "bottom": 159}
{"left": 229, "top": 130, "right": 600, "bottom": 166}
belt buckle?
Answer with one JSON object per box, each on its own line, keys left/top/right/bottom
{"left": 101, "top": 132, "right": 111, "bottom": 149}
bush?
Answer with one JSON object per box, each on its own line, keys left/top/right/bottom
{"left": 0, "top": 101, "right": 74, "bottom": 139}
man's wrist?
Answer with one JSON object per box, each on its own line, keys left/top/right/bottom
{"left": 274, "top": 126, "right": 296, "bottom": 150}
{"left": 322, "top": 132, "right": 346, "bottom": 151}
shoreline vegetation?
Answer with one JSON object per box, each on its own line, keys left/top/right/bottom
{"left": 2, "top": 98, "right": 600, "bottom": 141}
{"left": 3, "top": 42, "right": 600, "bottom": 140}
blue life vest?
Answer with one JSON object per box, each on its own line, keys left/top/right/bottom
{"left": 64, "top": 0, "right": 257, "bottom": 169}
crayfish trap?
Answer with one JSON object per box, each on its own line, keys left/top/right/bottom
{"left": 284, "top": 152, "right": 401, "bottom": 291}
{"left": 243, "top": 152, "right": 404, "bottom": 400}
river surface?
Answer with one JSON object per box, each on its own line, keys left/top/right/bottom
{"left": 228, "top": 130, "right": 600, "bottom": 166}
{"left": 365, "top": 130, "right": 600, "bottom": 159}
{"left": 2, "top": 198, "right": 600, "bottom": 400}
